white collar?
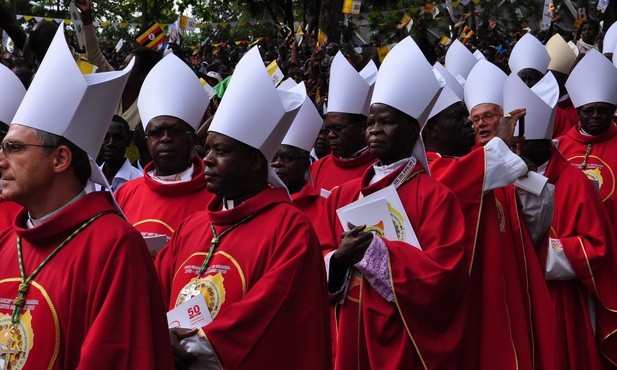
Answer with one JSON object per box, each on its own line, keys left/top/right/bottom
{"left": 579, "top": 128, "right": 593, "bottom": 136}
{"left": 369, "top": 157, "right": 413, "bottom": 185}
{"left": 222, "top": 199, "right": 235, "bottom": 210}
{"left": 148, "top": 164, "right": 194, "bottom": 184}
{"left": 27, "top": 190, "right": 87, "bottom": 229}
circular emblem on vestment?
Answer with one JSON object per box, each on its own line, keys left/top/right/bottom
{"left": 569, "top": 155, "right": 615, "bottom": 202}
{"left": 176, "top": 273, "right": 226, "bottom": 318}
{"left": 0, "top": 311, "right": 34, "bottom": 370}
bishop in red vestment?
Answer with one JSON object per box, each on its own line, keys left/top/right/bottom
{"left": 525, "top": 140, "right": 617, "bottom": 369}
{"left": 119, "top": 50, "right": 213, "bottom": 246}
{"left": 157, "top": 47, "right": 331, "bottom": 370}
{"left": 558, "top": 123, "right": 617, "bottom": 234}
{"left": 318, "top": 100, "right": 470, "bottom": 369}
{"left": 0, "top": 192, "right": 173, "bottom": 370}
{"left": 424, "top": 103, "right": 556, "bottom": 370}
{"left": 157, "top": 133, "right": 332, "bottom": 370}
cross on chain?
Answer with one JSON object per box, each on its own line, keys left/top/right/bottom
{"left": 0, "top": 336, "right": 22, "bottom": 370}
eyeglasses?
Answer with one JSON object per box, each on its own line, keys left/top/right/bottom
{"left": 0, "top": 141, "right": 56, "bottom": 155}
{"left": 579, "top": 106, "right": 614, "bottom": 117}
{"left": 320, "top": 123, "right": 353, "bottom": 135}
{"left": 471, "top": 112, "right": 500, "bottom": 125}
{"left": 145, "top": 127, "right": 193, "bottom": 140}
{"left": 271, "top": 153, "right": 308, "bottom": 164}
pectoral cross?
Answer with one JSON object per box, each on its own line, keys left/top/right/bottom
{"left": 0, "top": 335, "right": 22, "bottom": 370}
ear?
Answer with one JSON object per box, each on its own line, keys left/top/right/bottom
{"left": 425, "top": 124, "right": 438, "bottom": 139}
{"left": 301, "top": 157, "right": 311, "bottom": 172}
{"left": 408, "top": 120, "right": 420, "bottom": 140}
{"left": 52, "top": 146, "right": 73, "bottom": 174}
{"left": 250, "top": 151, "right": 267, "bottom": 172}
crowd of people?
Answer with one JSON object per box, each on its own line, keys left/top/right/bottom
{"left": 1, "top": 1, "right": 617, "bottom": 369}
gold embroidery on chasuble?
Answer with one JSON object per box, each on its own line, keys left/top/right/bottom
{"left": 346, "top": 270, "right": 363, "bottom": 304}
{"left": 176, "top": 273, "right": 227, "bottom": 318}
{"left": 569, "top": 154, "right": 616, "bottom": 202}
{"left": 0, "top": 311, "right": 34, "bottom": 370}
{"left": 494, "top": 198, "right": 506, "bottom": 233}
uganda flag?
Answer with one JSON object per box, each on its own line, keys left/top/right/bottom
{"left": 136, "top": 23, "right": 166, "bottom": 49}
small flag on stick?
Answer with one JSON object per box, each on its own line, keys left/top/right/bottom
{"left": 136, "top": 23, "right": 166, "bottom": 50}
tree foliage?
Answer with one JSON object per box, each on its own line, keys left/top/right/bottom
{"left": 6, "top": 0, "right": 614, "bottom": 49}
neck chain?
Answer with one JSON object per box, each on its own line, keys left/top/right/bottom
{"left": 197, "top": 213, "right": 255, "bottom": 276}
{"left": 392, "top": 157, "right": 419, "bottom": 189}
{"left": 581, "top": 143, "right": 593, "bottom": 170}
{"left": 11, "top": 210, "right": 115, "bottom": 324}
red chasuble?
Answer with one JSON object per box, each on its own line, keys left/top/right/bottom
{"left": 309, "top": 150, "right": 377, "bottom": 193}
{"left": 427, "top": 150, "right": 556, "bottom": 370}
{"left": 155, "top": 188, "right": 332, "bottom": 370}
{"left": 558, "top": 124, "right": 617, "bottom": 236}
{"left": 114, "top": 157, "right": 213, "bottom": 238}
{"left": 540, "top": 150, "right": 617, "bottom": 369}
{"left": 553, "top": 97, "right": 579, "bottom": 138}
{"left": 291, "top": 181, "right": 325, "bottom": 229}
{"left": 0, "top": 199, "right": 21, "bottom": 231}
{"left": 317, "top": 162, "right": 469, "bottom": 369}
{"left": 0, "top": 192, "right": 173, "bottom": 370}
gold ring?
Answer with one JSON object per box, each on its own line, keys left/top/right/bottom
{"left": 504, "top": 114, "right": 512, "bottom": 119}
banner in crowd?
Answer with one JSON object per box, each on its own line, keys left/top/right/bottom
{"left": 541, "top": 0, "right": 555, "bottom": 30}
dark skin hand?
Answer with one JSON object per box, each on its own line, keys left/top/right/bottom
{"left": 169, "top": 327, "right": 198, "bottom": 370}
{"left": 333, "top": 222, "right": 374, "bottom": 266}
{"left": 74, "top": 0, "right": 93, "bottom": 25}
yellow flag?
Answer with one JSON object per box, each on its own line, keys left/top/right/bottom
{"left": 401, "top": 13, "right": 413, "bottom": 32}
{"left": 342, "top": 0, "right": 354, "bottom": 14}
{"left": 377, "top": 44, "right": 392, "bottom": 62}
{"left": 77, "top": 59, "right": 98, "bottom": 74}
{"left": 266, "top": 60, "right": 285, "bottom": 86}
{"left": 317, "top": 29, "right": 327, "bottom": 47}
{"left": 342, "top": 0, "right": 362, "bottom": 14}
{"left": 179, "top": 15, "right": 188, "bottom": 30}
{"left": 296, "top": 25, "right": 304, "bottom": 35}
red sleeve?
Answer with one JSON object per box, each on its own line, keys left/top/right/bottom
{"left": 361, "top": 181, "right": 469, "bottom": 369}
{"left": 78, "top": 218, "right": 174, "bottom": 370}
{"left": 154, "top": 223, "right": 182, "bottom": 309}
{"left": 551, "top": 167, "right": 617, "bottom": 364}
{"left": 388, "top": 182, "right": 468, "bottom": 312}
{"left": 429, "top": 149, "right": 486, "bottom": 273}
